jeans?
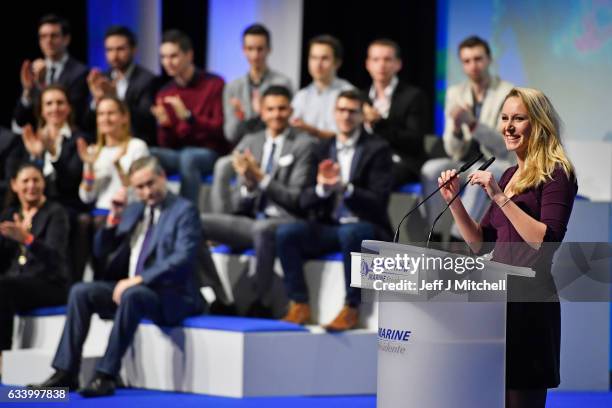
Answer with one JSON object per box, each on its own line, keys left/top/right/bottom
{"left": 150, "top": 147, "right": 219, "bottom": 204}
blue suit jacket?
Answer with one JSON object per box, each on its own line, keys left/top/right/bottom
{"left": 94, "top": 192, "right": 205, "bottom": 324}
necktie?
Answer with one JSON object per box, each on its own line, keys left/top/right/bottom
{"left": 48, "top": 66, "right": 57, "bottom": 85}
{"left": 257, "top": 142, "right": 277, "bottom": 217}
{"left": 264, "top": 142, "right": 277, "bottom": 174}
{"left": 134, "top": 208, "right": 156, "bottom": 276}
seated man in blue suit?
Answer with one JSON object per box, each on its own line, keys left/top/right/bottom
{"left": 32, "top": 156, "right": 206, "bottom": 397}
{"left": 278, "top": 90, "right": 393, "bottom": 331}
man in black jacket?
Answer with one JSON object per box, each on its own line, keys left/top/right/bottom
{"left": 85, "top": 26, "right": 158, "bottom": 145}
{"left": 14, "top": 14, "right": 89, "bottom": 131}
{"left": 278, "top": 89, "right": 393, "bottom": 331}
{"left": 363, "top": 39, "right": 429, "bottom": 187}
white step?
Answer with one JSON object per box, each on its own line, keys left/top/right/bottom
{"left": 3, "top": 316, "right": 377, "bottom": 397}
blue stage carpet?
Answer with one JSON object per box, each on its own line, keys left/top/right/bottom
{"left": 0, "top": 386, "right": 610, "bottom": 407}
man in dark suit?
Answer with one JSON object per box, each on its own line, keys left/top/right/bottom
{"left": 85, "top": 26, "right": 158, "bottom": 145}
{"left": 363, "top": 39, "right": 429, "bottom": 187}
{"left": 14, "top": 14, "right": 89, "bottom": 131}
{"left": 202, "top": 85, "right": 316, "bottom": 317}
{"left": 32, "top": 156, "right": 206, "bottom": 397}
{"left": 278, "top": 89, "right": 393, "bottom": 331}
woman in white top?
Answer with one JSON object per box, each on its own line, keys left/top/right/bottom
{"left": 77, "top": 96, "right": 149, "bottom": 214}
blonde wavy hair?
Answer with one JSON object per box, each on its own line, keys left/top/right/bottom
{"left": 94, "top": 96, "right": 132, "bottom": 160}
{"left": 503, "top": 87, "right": 575, "bottom": 194}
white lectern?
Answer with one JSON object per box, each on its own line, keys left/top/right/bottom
{"left": 352, "top": 240, "right": 535, "bottom": 408}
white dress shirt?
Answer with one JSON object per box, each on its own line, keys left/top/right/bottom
{"left": 111, "top": 64, "right": 135, "bottom": 101}
{"left": 316, "top": 130, "right": 360, "bottom": 223}
{"left": 240, "top": 129, "right": 288, "bottom": 218}
{"left": 368, "top": 76, "right": 398, "bottom": 120}
{"left": 291, "top": 77, "right": 354, "bottom": 133}
{"left": 41, "top": 123, "right": 72, "bottom": 178}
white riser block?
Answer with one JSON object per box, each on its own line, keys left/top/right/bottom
{"left": 123, "top": 325, "right": 245, "bottom": 396}
{"left": 122, "top": 324, "right": 376, "bottom": 397}
{"left": 242, "top": 330, "right": 377, "bottom": 396}
{"left": 2, "top": 349, "right": 103, "bottom": 387}
{"left": 12, "top": 314, "right": 114, "bottom": 356}
{"left": 12, "top": 315, "right": 66, "bottom": 350}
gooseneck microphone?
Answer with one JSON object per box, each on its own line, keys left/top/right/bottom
{"left": 392, "top": 153, "right": 484, "bottom": 243}
{"left": 425, "top": 156, "right": 496, "bottom": 247}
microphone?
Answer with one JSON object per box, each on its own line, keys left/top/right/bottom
{"left": 425, "top": 156, "right": 496, "bottom": 247}
{"left": 392, "top": 153, "right": 484, "bottom": 243}
{"left": 458, "top": 153, "right": 484, "bottom": 173}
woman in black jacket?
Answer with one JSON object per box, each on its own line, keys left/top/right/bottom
{"left": 0, "top": 163, "right": 70, "bottom": 354}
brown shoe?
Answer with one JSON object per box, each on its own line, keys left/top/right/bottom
{"left": 324, "top": 305, "right": 359, "bottom": 332}
{"left": 281, "top": 302, "right": 311, "bottom": 325}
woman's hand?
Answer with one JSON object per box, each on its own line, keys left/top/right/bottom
{"left": 468, "top": 170, "right": 504, "bottom": 201}
{"left": 40, "top": 125, "right": 61, "bottom": 157}
{"left": 21, "top": 124, "right": 44, "bottom": 157}
{"left": 438, "top": 169, "right": 461, "bottom": 204}
{"left": 76, "top": 138, "right": 96, "bottom": 165}
{"left": 0, "top": 213, "right": 30, "bottom": 244}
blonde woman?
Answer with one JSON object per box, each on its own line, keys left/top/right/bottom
{"left": 439, "top": 88, "right": 577, "bottom": 408}
{"left": 77, "top": 96, "right": 148, "bottom": 213}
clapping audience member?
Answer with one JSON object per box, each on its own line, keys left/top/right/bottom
{"left": 278, "top": 90, "right": 393, "bottom": 331}
{"left": 0, "top": 164, "right": 70, "bottom": 360}
{"left": 201, "top": 86, "right": 316, "bottom": 317}
{"left": 421, "top": 36, "right": 513, "bottom": 242}
{"left": 14, "top": 14, "right": 88, "bottom": 131}
{"left": 364, "top": 39, "right": 429, "bottom": 186}
{"left": 78, "top": 96, "right": 149, "bottom": 215}
{"left": 150, "top": 30, "right": 229, "bottom": 205}
{"left": 223, "top": 23, "right": 293, "bottom": 145}
{"left": 85, "top": 25, "right": 158, "bottom": 145}
{"left": 291, "top": 35, "right": 354, "bottom": 140}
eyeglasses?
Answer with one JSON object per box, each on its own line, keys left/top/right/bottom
{"left": 335, "top": 107, "right": 361, "bottom": 115}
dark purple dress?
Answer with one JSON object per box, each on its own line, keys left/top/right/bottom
{"left": 479, "top": 165, "right": 577, "bottom": 389}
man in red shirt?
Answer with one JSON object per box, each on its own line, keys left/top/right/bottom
{"left": 150, "top": 30, "right": 229, "bottom": 204}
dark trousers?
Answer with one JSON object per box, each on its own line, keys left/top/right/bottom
{"left": 52, "top": 281, "right": 168, "bottom": 376}
{"left": 0, "top": 276, "right": 67, "bottom": 350}
{"left": 201, "top": 214, "right": 291, "bottom": 303}
{"left": 276, "top": 221, "right": 374, "bottom": 307}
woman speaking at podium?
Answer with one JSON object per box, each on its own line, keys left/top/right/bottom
{"left": 438, "top": 87, "right": 577, "bottom": 408}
